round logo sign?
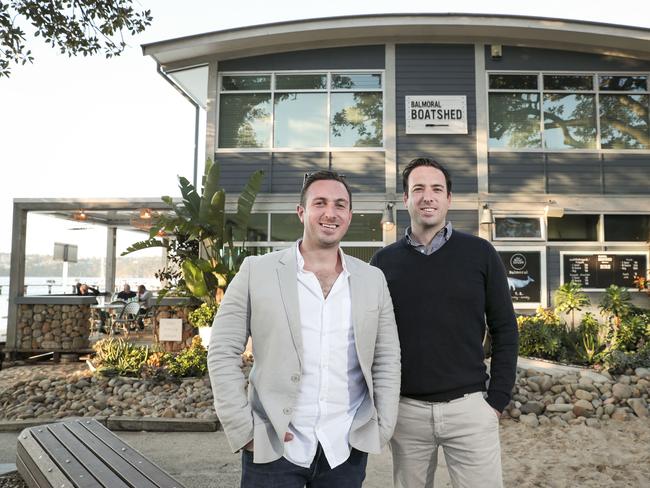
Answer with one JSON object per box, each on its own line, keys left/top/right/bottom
{"left": 510, "top": 253, "right": 527, "bottom": 271}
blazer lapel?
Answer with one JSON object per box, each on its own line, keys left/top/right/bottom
{"left": 277, "top": 247, "right": 304, "bottom": 367}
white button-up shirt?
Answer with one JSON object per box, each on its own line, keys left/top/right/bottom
{"left": 284, "top": 242, "right": 367, "bottom": 469}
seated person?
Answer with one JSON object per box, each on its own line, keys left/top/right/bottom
{"left": 136, "top": 284, "right": 153, "bottom": 330}
{"left": 76, "top": 282, "right": 100, "bottom": 296}
{"left": 116, "top": 284, "right": 137, "bottom": 301}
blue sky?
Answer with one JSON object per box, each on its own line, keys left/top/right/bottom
{"left": 1, "top": 0, "right": 649, "bottom": 257}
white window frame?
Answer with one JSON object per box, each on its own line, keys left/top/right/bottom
{"left": 486, "top": 70, "right": 650, "bottom": 153}
{"left": 560, "top": 250, "right": 649, "bottom": 291}
{"left": 495, "top": 245, "right": 547, "bottom": 309}
{"left": 217, "top": 70, "right": 385, "bottom": 152}
{"left": 492, "top": 214, "right": 546, "bottom": 241}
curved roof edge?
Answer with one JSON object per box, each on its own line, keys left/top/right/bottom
{"left": 142, "top": 13, "right": 650, "bottom": 66}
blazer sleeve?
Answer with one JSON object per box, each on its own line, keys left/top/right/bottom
{"left": 371, "top": 268, "right": 401, "bottom": 445}
{"left": 207, "top": 256, "right": 254, "bottom": 452}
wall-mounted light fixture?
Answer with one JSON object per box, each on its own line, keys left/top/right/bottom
{"left": 544, "top": 200, "right": 565, "bottom": 218}
{"left": 480, "top": 204, "right": 495, "bottom": 225}
{"left": 139, "top": 208, "right": 153, "bottom": 219}
{"left": 490, "top": 44, "right": 502, "bottom": 59}
{"left": 73, "top": 209, "right": 87, "bottom": 222}
{"left": 381, "top": 203, "right": 395, "bottom": 231}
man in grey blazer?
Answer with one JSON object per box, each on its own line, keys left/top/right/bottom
{"left": 208, "top": 171, "right": 401, "bottom": 487}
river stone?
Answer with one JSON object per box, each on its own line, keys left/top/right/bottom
{"left": 579, "top": 371, "right": 611, "bottom": 384}
{"left": 618, "top": 375, "right": 631, "bottom": 385}
{"left": 545, "top": 404, "right": 573, "bottom": 413}
{"left": 520, "top": 401, "right": 544, "bottom": 415}
{"left": 627, "top": 399, "right": 648, "bottom": 418}
{"left": 519, "top": 413, "right": 539, "bottom": 427}
{"left": 635, "top": 368, "right": 650, "bottom": 379}
{"left": 509, "top": 408, "right": 521, "bottom": 419}
{"left": 575, "top": 389, "right": 593, "bottom": 401}
{"left": 573, "top": 400, "right": 594, "bottom": 417}
{"left": 585, "top": 418, "right": 600, "bottom": 427}
{"left": 612, "top": 383, "right": 633, "bottom": 400}
{"left": 611, "top": 408, "right": 628, "bottom": 421}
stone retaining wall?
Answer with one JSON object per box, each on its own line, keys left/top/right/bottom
{"left": 504, "top": 366, "right": 650, "bottom": 427}
{"left": 16, "top": 304, "right": 90, "bottom": 351}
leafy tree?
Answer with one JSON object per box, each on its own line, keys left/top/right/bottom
{"left": 554, "top": 281, "right": 590, "bottom": 328}
{"left": 0, "top": 0, "right": 152, "bottom": 77}
{"left": 123, "top": 159, "right": 264, "bottom": 308}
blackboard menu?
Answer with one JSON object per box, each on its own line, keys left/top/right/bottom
{"left": 498, "top": 250, "right": 542, "bottom": 305}
{"left": 562, "top": 253, "right": 647, "bottom": 289}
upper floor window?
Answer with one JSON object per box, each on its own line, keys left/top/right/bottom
{"left": 488, "top": 73, "right": 650, "bottom": 150}
{"left": 218, "top": 72, "right": 383, "bottom": 150}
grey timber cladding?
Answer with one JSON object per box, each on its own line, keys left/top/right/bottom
{"left": 395, "top": 45, "right": 477, "bottom": 194}
{"left": 214, "top": 152, "right": 386, "bottom": 193}
{"left": 485, "top": 46, "right": 650, "bottom": 71}
{"left": 219, "top": 45, "right": 385, "bottom": 71}
{"left": 397, "top": 209, "right": 478, "bottom": 237}
{"left": 488, "top": 153, "right": 650, "bottom": 194}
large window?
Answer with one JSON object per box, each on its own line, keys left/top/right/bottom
{"left": 488, "top": 73, "right": 650, "bottom": 150}
{"left": 218, "top": 72, "right": 383, "bottom": 150}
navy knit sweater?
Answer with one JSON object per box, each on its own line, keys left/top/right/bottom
{"left": 370, "top": 231, "right": 518, "bottom": 412}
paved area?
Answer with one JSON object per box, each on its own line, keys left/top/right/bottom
{"left": 0, "top": 430, "right": 452, "bottom": 487}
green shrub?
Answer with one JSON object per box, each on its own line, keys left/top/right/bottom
{"left": 166, "top": 336, "right": 208, "bottom": 377}
{"left": 602, "top": 342, "right": 650, "bottom": 374}
{"left": 188, "top": 303, "right": 218, "bottom": 328}
{"left": 517, "top": 309, "right": 564, "bottom": 359}
{"left": 613, "top": 314, "right": 648, "bottom": 352}
{"left": 93, "top": 338, "right": 155, "bottom": 377}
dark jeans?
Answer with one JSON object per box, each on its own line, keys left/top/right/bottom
{"left": 241, "top": 444, "right": 367, "bottom": 488}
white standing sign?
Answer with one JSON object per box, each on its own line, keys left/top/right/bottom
{"left": 405, "top": 95, "right": 468, "bottom": 134}
{"left": 159, "top": 318, "right": 183, "bottom": 342}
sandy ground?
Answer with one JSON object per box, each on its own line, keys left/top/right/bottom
{"left": 1, "top": 363, "right": 649, "bottom": 486}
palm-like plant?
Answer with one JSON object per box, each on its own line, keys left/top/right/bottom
{"left": 123, "top": 159, "right": 264, "bottom": 307}
{"left": 554, "top": 281, "right": 590, "bottom": 329}
{"left": 599, "top": 284, "right": 632, "bottom": 329}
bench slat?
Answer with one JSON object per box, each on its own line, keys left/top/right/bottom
{"left": 30, "top": 426, "right": 102, "bottom": 488}
{"left": 17, "top": 429, "right": 73, "bottom": 488}
{"left": 82, "top": 420, "right": 184, "bottom": 488}
{"left": 62, "top": 421, "right": 159, "bottom": 488}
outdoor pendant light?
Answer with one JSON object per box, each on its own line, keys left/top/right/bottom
{"left": 381, "top": 203, "right": 395, "bottom": 231}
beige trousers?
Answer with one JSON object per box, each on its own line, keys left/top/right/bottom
{"left": 390, "top": 393, "right": 503, "bottom": 488}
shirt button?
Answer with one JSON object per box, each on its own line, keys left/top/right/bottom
{"left": 290, "top": 374, "right": 300, "bottom": 383}
{"left": 283, "top": 407, "right": 292, "bottom": 415}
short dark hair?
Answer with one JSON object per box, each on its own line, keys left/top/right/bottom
{"left": 300, "top": 170, "right": 352, "bottom": 209}
{"left": 402, "top": 158, "right": 452, "bottom": 195}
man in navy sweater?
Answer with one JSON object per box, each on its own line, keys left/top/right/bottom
{"left": 370, "top": 158, "right": 518, "bottom": 488}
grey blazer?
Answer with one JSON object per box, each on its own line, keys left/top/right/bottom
{"left": 207, "top": 246, "right": 401, "bottom": 463}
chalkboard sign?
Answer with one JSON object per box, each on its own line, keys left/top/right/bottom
{"left": 561, "top": 253, "right": 647, "bottom": 290}
{"left": 498, "top": 249, "right": 544, "bottom": 307}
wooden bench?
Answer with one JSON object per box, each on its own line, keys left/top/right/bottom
{"left": 16, "top": 418, "right": 186, "bottom": 488}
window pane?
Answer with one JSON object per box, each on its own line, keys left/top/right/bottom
{"left": 340, "top": 246, "right": 382, "bottom": 263}
{"left": 222, "top": 75, "right": 271, "bottom": 91}
{"left": 227, "top": 213, "right": 268, "bottom": 242}
{"left": 547, "top": 215, "right": 599, "bottom": 241}
{"left": 345, "top": 213, "right": 382, "bottom": 241}
{"left": 330, "top": 93, "right": 383, "bottom": 147}
{"left": 488, "top": 93, "right": 541, "bottom": 148}
{"left": 332, "top": 73, "right": 382, "bottom": 90}
{"left": 599, "top": 75, "right": 648, "bottom": 92}
{"left": 543, "top": 94, "right": 597, "bottom": 149}
{"left": 599, "top": 94, "right": 650, "bottom": 149}
{"left": 543, "top": 75, "right": 593, "bottom": 91}
{"left": 494, "top": 217, "right": 542, "bottom": 239}
{"left": 218, "top": 94, "right": 272, "bottom": 148}
{"left": 489, "top": 74, "right": 538, "bottom": 90}
{"left": 604, "top": 215, "right": 650, "bottom": 241}
{"left": 275, "top": 74, "right": 326, "bottom": 90}
{"left": 271, "top": 214, "right": 303, "bottom": 241}
{"left": 274, "top": 93, "right": 328, "bottom": 148}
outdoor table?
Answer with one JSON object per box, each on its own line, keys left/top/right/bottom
{"left": 90, "top": 303, "right": 126, "bottom": 334}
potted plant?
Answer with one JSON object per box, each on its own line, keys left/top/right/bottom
{"left": 189, "top": 302, "right": 219, "bottom": 346}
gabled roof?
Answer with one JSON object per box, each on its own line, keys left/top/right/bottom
{"left": 142, "top": 13, "right": 650, "bottom": 67}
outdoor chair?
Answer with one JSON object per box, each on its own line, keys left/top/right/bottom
{"left": 112, "top": 301, "right": 141, "bottom": 334}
